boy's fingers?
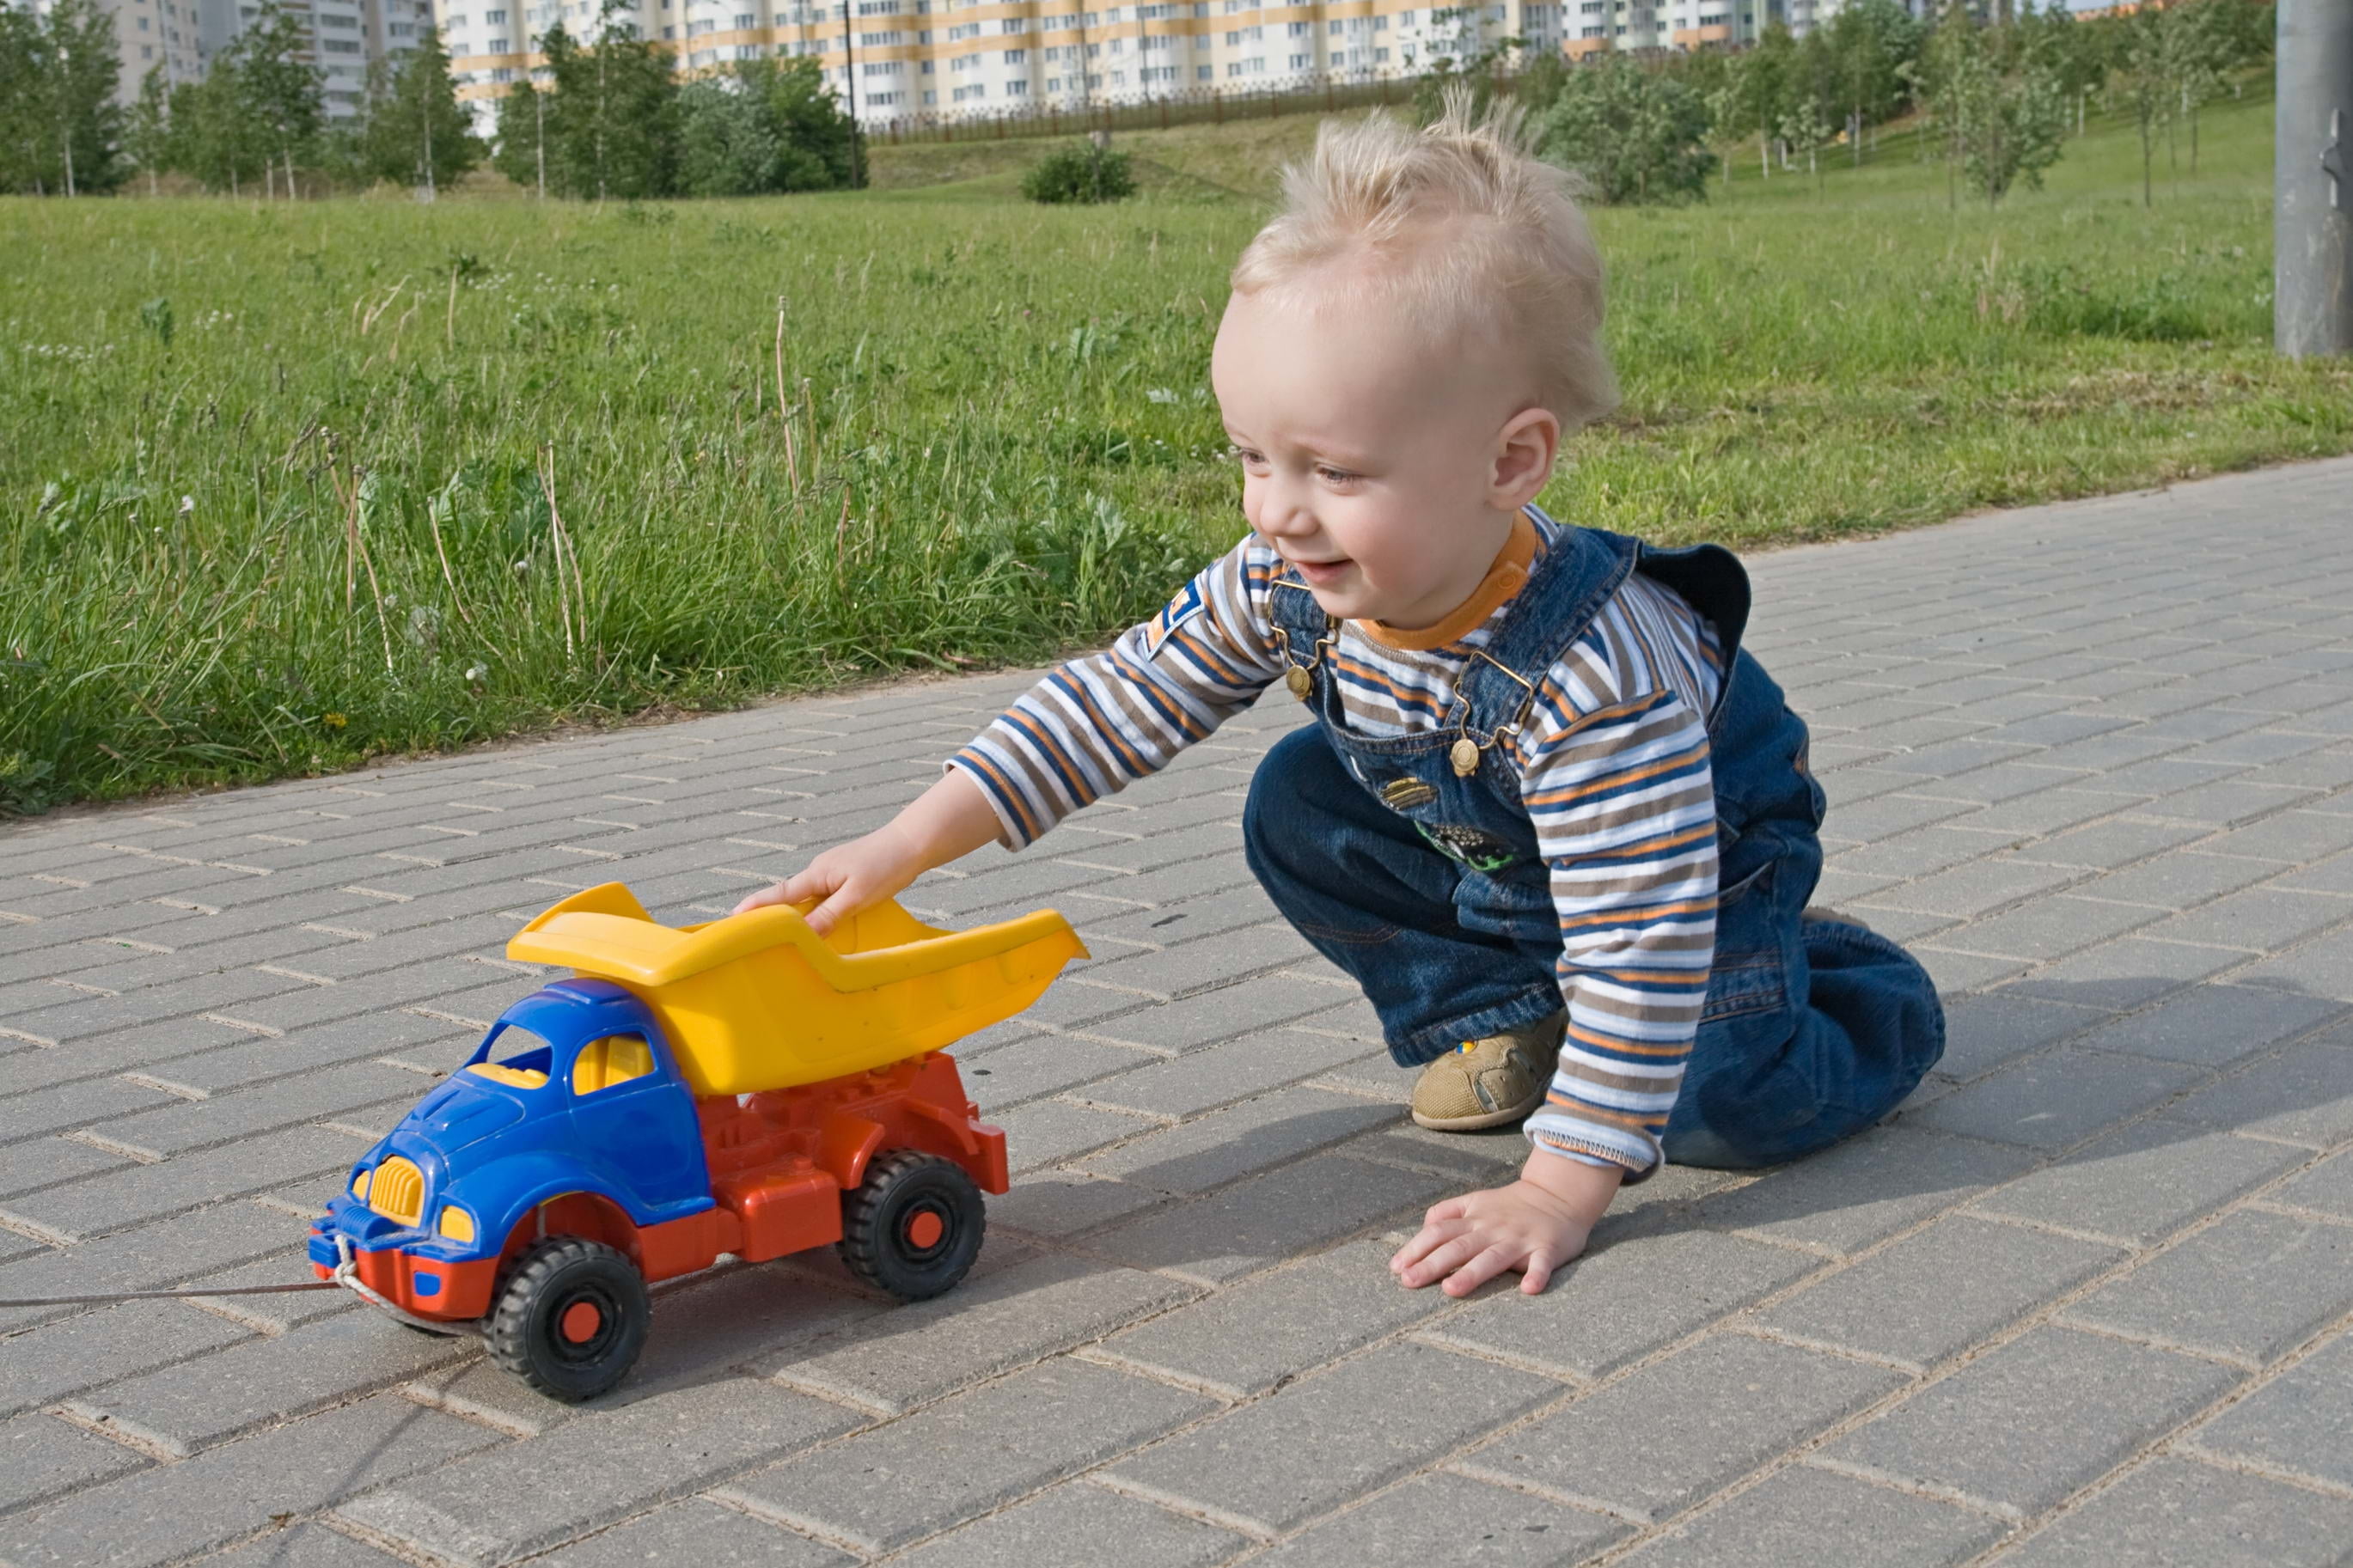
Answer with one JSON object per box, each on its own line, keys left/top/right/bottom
{"left": 1444, "top": 1245, "right": 1518, "bottom": 1298}
{"left": 1520, "top": 1253, "right": 1555, "bottom": 1296}
{"left": 1389, "top": 1217, "right": 1467, "bottom": 1274}
{"left": 1402, "top": 1234, "right": 1484, "bottom": 1288}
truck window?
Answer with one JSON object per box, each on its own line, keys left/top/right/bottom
{"left": 572, "top": 1034, "right": 655, "bottom": 1095}
{"left": 469, "top": 1025, "right": 554, "bottom": 1089}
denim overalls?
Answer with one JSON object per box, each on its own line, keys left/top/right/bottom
{"left": 1240, "top": 521, "right": 1947, "bottom": 1172}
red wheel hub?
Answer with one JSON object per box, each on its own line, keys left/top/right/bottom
{"left": 903, "top": 1210, "right": 944, "bottom": 1250}
{"left": 559, "top": 1300, "right": 604, "bottom": 1344}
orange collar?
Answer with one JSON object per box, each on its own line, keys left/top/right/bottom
{"left": 1357, "top": 515, "right": 1538, "bottom": 652}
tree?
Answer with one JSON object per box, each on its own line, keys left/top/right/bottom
{"left": 166, "top": 63, "right": 269, "bottom": 193}
{"left": 2018, "top": 0, "right": 2102, "bottom": 137}
{"left": 1824, "top": 0, "right": 1920, "bottom": 162}
{"left": 493, "top": 74, "right": 547, "bottom": 195}
{"left": 233, "top": 2, "right": 326, "bottom": 197}
{"left": 1776, "top": 90, "right": 1832, "bottom": 191}
{"left": 1928, "top": 2, "right": 2066, "bottom": 208}
{"left": 675, "top": 56, "right": 854, "bottom": 196}
{"left": 540, "top": 1, "right": 676, "bottom": 199}
{"left": 358, "top": 27, "right": 480, "bottom": 196}
{"left": 125, "top": 61, "right": 172, "bottom": 193}
{"left": 1739, "top": 23, "right": 1795, "bottom": 178}
{"left": 2105, "top": 4, "right": 2168, "bottom": 207}
{"left": 0, "top": 0, "right": 125, "bottom": 195}
{"left": 1538, "top": 52, "right": 1715, "bottom": 206}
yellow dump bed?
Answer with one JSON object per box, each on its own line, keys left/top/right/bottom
{"left": 506, "top": 882, "right": 1089, "bottom": 1096}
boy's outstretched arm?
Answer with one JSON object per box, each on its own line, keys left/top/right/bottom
{"left": 730, "top": 768, "right": 1003, "bottom": 935}
{"left": 1390, "top": 1152, "right": 1623, "bottom": 1296}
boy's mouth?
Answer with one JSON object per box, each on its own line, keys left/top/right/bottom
{"left": 1290, "top": 557, "right": 1352, "bottom": 587}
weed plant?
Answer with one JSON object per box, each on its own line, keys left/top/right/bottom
{"left": 3, "top": 86, "right": 2344, "bottom": 813}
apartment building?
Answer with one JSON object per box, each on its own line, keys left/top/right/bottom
{"left": 198, "top": 0, "right": 437, "bottom": 116}
{"left": 442, "top": 0, "right": 1578, "bottom": 130}
{"left": 29, "top": 0, "right": 203, "bottom": 102}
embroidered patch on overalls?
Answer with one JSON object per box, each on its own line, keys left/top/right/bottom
{"left": 1144, "top": 581, "right": 1207, "bottom": 657}
{"left": 1414, "top": 821, "right": 1520, "bottom": 872}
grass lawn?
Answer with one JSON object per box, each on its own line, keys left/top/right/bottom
{"left": 3, "top": 82, "right": 2344, "bottom": 814}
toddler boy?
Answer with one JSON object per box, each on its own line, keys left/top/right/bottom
{"left": 738, "top": 92, "right": 1945, "bottom": 1299}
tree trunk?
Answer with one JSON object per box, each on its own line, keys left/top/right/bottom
{"left": 60, "top": 120, "right": 76, "bottom": 197}
{"left": 2139, "top": 109, "right": 2151, "bottom": 207}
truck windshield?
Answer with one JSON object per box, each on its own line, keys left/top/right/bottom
{"left": 468, "top": 1024, "right": 555, "bottom": 1089}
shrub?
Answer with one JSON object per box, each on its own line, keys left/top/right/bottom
{"left": 1022, "top": 142, "right": 1134, "bottom": 204}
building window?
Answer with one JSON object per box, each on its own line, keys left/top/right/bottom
{"left": 1372, "top": 42, "right": 1388, "bottom": 58}
{"left": 999, "top": 15, "right": 1024, "bottom": 29}
{"left": 1286, "top": 20, "right": 1305, "bottom": 34}
{"left": 1002, "top": 45, "right": 1024, "bottom": 60}
{"left": 1006, "top": 76, "right": 1028, "bottom": 92}
{"left": 1287, "top": 49, "right": 1306, "bottom": 65}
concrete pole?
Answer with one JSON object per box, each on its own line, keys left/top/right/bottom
{"left": 2277, "top": 0, "right": 2352, "bottom": 357}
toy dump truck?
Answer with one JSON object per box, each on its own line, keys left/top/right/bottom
{"left": 309, "top": 882, "right": 1085, "bottom": 1400}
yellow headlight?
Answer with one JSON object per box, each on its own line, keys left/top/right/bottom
{"left": 351, "top": 1168, "right": 371, "bottom": 1200}
{"left": 437, "top": 1205, "right": 476, "bottom": 1243}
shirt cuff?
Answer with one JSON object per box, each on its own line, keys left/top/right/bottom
{"left": 1527, "top": 1128, "right": 1661, "bottom": 1185}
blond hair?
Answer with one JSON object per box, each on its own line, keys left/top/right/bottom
{"left": 1230, "top": 83, "right": 1618, "bottom": 432}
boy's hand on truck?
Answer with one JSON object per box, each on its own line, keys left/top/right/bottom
{"left": 733, "top": 770, "right": 1008, "bottom": 934}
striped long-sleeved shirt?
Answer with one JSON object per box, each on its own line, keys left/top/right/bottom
{"left": 950, "top": 504, "right": 1724, "bottom": 1176}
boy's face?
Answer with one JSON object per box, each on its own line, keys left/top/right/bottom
{"left": 1210, "top": 277, "right": 1550, "bottom": 631}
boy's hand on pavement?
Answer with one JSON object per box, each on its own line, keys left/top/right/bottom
{"left": 1389, "top": 1150, "right": 1623, "bottom": 1297}
{"left": 728, "top": 825, "right": 927, "bottom": 935}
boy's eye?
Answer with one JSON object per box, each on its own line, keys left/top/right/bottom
{"left": 1318, "top": 467, "right": 1357, "bottom": 484}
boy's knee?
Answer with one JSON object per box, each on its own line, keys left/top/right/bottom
{"left": 1243, "top": 726, "right": 1346, "bottom": 864}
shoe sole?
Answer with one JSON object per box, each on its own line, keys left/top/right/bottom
{"left": 1410, "top": 1089, "right": 1546, "bottom": 1132}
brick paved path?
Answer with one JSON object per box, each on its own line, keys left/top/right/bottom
{"left": 7, "top": 458, "right": 2353, "bottom": 1567}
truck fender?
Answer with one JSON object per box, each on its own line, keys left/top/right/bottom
{"left": 817, "top": 1113, "right": 887, "bottom": 1193}
{"left": 463, "top": 1154, "right": 648, "bottom": 1255}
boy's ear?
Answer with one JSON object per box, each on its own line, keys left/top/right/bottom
{"left": 1488, "top": 406, "right": 1561, "bottom": 510}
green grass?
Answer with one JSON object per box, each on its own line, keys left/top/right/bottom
{"left": 3, "top": 82, "right": 2345, "bottom": 815}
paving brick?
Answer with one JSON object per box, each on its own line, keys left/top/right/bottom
{"left": 886, "top": 1480, "right": 1244, "bottom": 1568}
{"left": 2186, "top": 1330, "right": 2353, "bottom": 1492}
{"left": 721, "top": 1360, "right": 1213, "bottom": 1553}
{"left": 67, "top": 1307, "right": 474, "bottom": 1456}
{"left": 0, "top": 1131, "right": 128, "bottom": 1199}
{"left": 1690, "top": 1127, "right": 2033, "bottom": 1268}
{"left": 1079, "top": 1086, "right": 1401, "bottom": 1194}
{"left": 0, "top": 1199, "right": 298, "bottom": 1333}
{"left": 1088, "top": 1152, "right": 1452, "bottom": 1284}
{"left": 2274, "top": 1147, "right": 2353, "bottom": 1219}
{"left": 2136, "top": 888, "right": 2352, "bottom": 954}
{"left": 0, "top": 1297, "right": 255, "bottom": 1419}
{"left": 1469, "top": 1334, "right": 1903, "bottom": 1523}
{"left": 1073, "top": 1028, "right": 1376, "bottom": 1121}
{"left": 4, "top": 1124, "right": 363, "bottom": 1242}
{"left": 1911, "top": 946, "right": 2032, "bottom": 996}
{"left": 1073, "top": 973, "right": 1340, "bottom": 1055}
{"left": 183, "top": 1252, "right": 362, "bottom": 1333}
{"left": 1757, "top": 1215, "right": 2122, "bottom": 1371}
{"left": 990, "top": 1096, "right": 1158, "bottom": 1172}
{"left": 987, "top": 1171, "right": 1165, "bottom": 1237}
{"left": 0, "top": 1411, "right": 148, "bottom": 1517}
{"left": 1421, "top": 1229, "right": 1818, "bottom": 1382}
{"left": 1076, "top": 924, "right": 1317, "bottom": 1003}
{"left": 2000, "top": 936, "right": 2249, "bottom": 1011}
{"left": 1619, "top": 1463, "right": 2008, "bottom": 1568}
{"left": 140, "top": 1010, "right": 473, "bottom": 1095}
{"left": 1913, "top": 1046, "right": 2203, "bottom": 1150}
{"left": 1107, "top": 1341, "right": 1556, "bottom": 1535}
{"left": 536, "top": 1498, "right": 854, "bottom": 1567}
{"left": 2061, "top": 1209, "right": 2353, "bottom": 1367}
{"left": 1010, "top": 977, "right": 1158, "bottom": 1029}
{"left": 2069, "top": 852, "right": 2286, "bottom": 913}
{"left": 0, "top": 1019, "right": 260, "bottom": 1092}
{"left": 953, "top": 1034, "right": 1157, "bottom": 1114}
{"left": 2069, "top": 984, "right": 2344, "bottom": 1069}
{"left": 1818, "top": 1326, "right": 2239, "bottom": 1519}
{"left": 2201, "top": 808, "right": 2353, "bottom": 863}
{"left": 758, "top": 1251, "right": 1195, "bottom": 1413}
{"left": 1995, "top": 1455, "right": 2353, "bottom": 1567}
{"left": 1970, "top": 1116, "right": 2306, "bottom": 1248}
{"left": 1932, "top": 992, "right": 2111, "bottom": 1082}
{"left": 199, "top": 1522, "right": 411, "bottom": 1567}
{"left": 1251, "top": 1471, "right": 1626, "bottom": 1566}
{"left": 1865, "top": 858, "right": 2081, "bottom": 919}
{"left": 2006, "top": 817, "right": 2212, "bottom": 871}
{"left": 1934, "top": 896, "right": 2166, "bottom": 962}
{"left": 79, "top": 1061, "right": 426, "bottom": 1160}
{"left": 2166, "top": 1038, "right": 2353, "bottom": 1146}
{"left": 2230, "top": 928, "right": 2353, "bottom": 1000}
{"left": 1096, "top": 1238, "right": 1452, "bottom": 1399}
{"left": 5, "top": 1394, "right": 504, "bottom": 1568}
{"left": 339, "top": 1379, "right": 854, "bottom": 1566}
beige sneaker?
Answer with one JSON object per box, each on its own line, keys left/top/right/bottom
{"left": 1410, "top": 1011, "right": 1567, "bottom": 1131}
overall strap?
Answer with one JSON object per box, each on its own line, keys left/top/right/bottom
{"left": 1450, "top": 514, "right": 1641, "bottom": 770}
{"left": 1266, "top": 570, "right": 1336, "bottom": 705}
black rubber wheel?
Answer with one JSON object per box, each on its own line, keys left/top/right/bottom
{"left": 838, "top": 1150, "right": 985, "bottom": 1303}
{"left": 485, "top": 1236, "right": 650, "bottom": 1401}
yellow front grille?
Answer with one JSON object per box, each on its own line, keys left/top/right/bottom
{"left": 369, "top": 1156, "right": 425, "bottom": 1226}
